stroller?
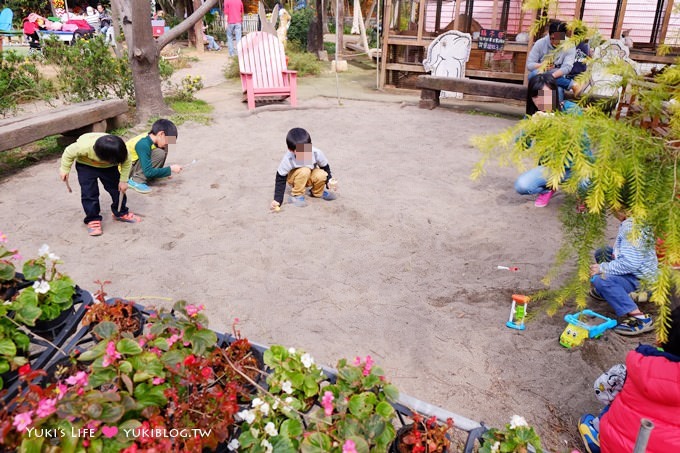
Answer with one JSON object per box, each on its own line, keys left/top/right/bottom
{"left": 23, "top": 14, "right": 94, "bottom": 53}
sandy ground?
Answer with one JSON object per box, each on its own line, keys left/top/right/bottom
{"left": 0, "top": 48, "right": 655, "bottom": 450}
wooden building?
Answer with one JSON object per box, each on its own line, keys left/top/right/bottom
{"left": 379, "top": 0, "right": 680, "bottom": 89}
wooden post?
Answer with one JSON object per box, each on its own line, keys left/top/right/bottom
{"left": 417, "top": 0, "right": 427, "bottom": 41}
{"left": 574, "top": 0, "right": 585, "bottom": 19}
{"left": 337, "top": 0, "right": 344, "bottom": 57}
{"left": 193, "top": 0, "right": 205, "bottom": 52}
{"left": 364, "top": 0, "right": 376, "bottom": 33}
{"left": 379, "top": 0, "right": 393, "bottom": 88}
{"left": 452, "top": 0, "right": 462, "bottom": 31}
{"left": 612, "top": 0, "right": 628, "bottom": 39}
{"left": 492, "top": 0, "right": 499, "bottom": 29}
{"left": 658, "top": 0, "right": 675, "bottom": 53}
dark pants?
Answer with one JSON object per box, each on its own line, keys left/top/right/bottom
{"left": 76, "top": 162, "right": 128, "bottom": 223}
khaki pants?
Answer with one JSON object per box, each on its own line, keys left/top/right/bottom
{"left": 129, "top": 148, "right": 168, "bottom": 184}
{"left": 287, "top": 167, "right": 327, "bottom": 197}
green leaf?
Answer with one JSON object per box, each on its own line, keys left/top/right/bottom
{"left": 0, "top": 338, "right": 16, "bottom": 357}
{"left": 348, "top": 393, "right": 373, "bottom": 419}
{"left": 13, "top": 302, "right": 42, "bottom": 326}
{"left": 93, "top": 321, "right": 119, "bottom": 339}
{"left": 300, "top": 432, "right": 332, "bottom": 453}
{"left": 99, "top": 402, "right": 125, "bottom": 424}
{"left": 86, "top": 402, "right": 103, "bottom": 419}
{"left": 116, "top": 338, "right": 142, "bottom": 356}
{"left": 270, "top": 436, "right": 298, "bottom": 453}
{"left": 382, "top": 384, "right": 399, "bottom": 402}
{"left": 346, "top": 435, "right": 370, "bottom": 453}
{"left": 0, "top": 261, "right": 15, "bottom": 280}
{"left": 118, "top": 360, "right": 133, "bottom": 374}
{"left": 19, "top": 436, "right": 45, "bottom": 453}
{"left": 88, "top": 369, "right": 118, "bottom": 388}
{"left": 185, "top": 327, "right": 217, "bottom": 356}
{"left": 22, "top": 260, "right": 45, "bottom": 280}
{"left": 0, "top": 358, "right": 10, "bottom": 375}
{"left": 78, "top": 340, "right": 107, "bottom": 362}
{"left": 133, "top": 382, "right": 167, "bottom": 408}
{"left": 238, "top": 429, "right": 257, "bottom": 449}
{"left": 375, "top": 401, "right": 395, "bottom": 419}
{"left": 279, "top": 418, "right": 303, "bottom": 438}
{"left": 160, "top": 349, "right": 185, "bottom": 367}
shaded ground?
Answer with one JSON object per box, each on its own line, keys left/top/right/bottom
{"left": 0, "top": 46, "right": 653, "bottom": 451}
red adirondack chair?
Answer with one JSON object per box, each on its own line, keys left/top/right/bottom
{"left": 237, "top": 31, "right": 297, "bottom": 110}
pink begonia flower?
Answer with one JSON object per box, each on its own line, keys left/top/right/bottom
{"left": 137, "top": 337, "right": 147, "bottom": 347}
{"left": 185, "top": 304, "right": 205, "bottom": 317}
{"left": 55, "top": 383, "right": 68, "bottom": 400}
{"left": 363, "top": 355, "right": 374, "bottom": 376}
{"left": 321, "top": 391, "right": 334, "bottom": 416}
{"left": 166, "top": 334, "right": 181, "bottom": 347}
{"left": 77, "top": 388, "right": 84, "bottom": 396}
{"left": 102, "top": 341, "right": 122, "bottom": 367}
{"left": 183, "top": 341, "right": 191, "bottom": 347}
{"left": 13, "top": 411, "right": 33, "bottom": 432}
{"left": 65, "top": 371, "right": 88, "bottom": 387}
{"left": 342, "top": 439, "right": 358, "bottom": 453}
{"left": 0, "top": 232, "right": 7, "bottom": 243}
{"left": 149, "top": 347, "right": 162, "bottom": 357}
{"left": 12, "top": 252, "right": 21, "bottom": 260}
{"left": 152, "top": 377, "right": 165, "bottom": 385}
{"left": 36, "top": 398, "right": 57, "bottom": 418}
{"left": 353, "top": 356, "right": 362, "bottom": 366}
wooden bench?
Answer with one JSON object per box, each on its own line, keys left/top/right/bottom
{"left": 0, "top": 99, "right": 129, "bottom": 152}
{"left": 416, "top": 75, "right": 527, "bottom": 109}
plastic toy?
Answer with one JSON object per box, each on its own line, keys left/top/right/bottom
{"left": 506, "top": 294, "right": 529, "bottom": 330}
{"left": 560, "top": 309, "right": 617, "bottom": 348}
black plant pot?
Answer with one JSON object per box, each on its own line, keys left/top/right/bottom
{"left": 31, "top": 306, "right": 76, "bottom": 342}
{"left": 1, "top": 272, "right": 32, "bottom": 301}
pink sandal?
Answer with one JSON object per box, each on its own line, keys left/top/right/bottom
{"left": 113, "top": 212, "right": 141, "bottom": 223}
{"left": 87, "top": 220, "right": 103, "bottom": 236}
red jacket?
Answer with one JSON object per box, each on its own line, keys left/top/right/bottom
{"left": 600, "top": 345, "right": 680, "bottom": 453}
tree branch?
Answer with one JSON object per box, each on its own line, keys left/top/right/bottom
{"left": 156, "top": 0, "right": 219, "bottom": 50}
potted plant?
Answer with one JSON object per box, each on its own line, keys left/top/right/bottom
{"left": 0, "top": 231, "right": 30, "bottom": 301}
{"left": 301, "top": 355, "right": 399, "bottom": 453}
{"left": 390, "top": 413, "right": 454, "bottom": 453}
{"left": 479, "top": 415, "right": 543, "bottom": 453}
{"left": 82, "top": 280, "right": 144, "bottom": 338}
{"left": 263, "top": 345, "right": 326, "bottom": 412}
{"left": 8, "top": 244, "right": 76, "bottom": 340}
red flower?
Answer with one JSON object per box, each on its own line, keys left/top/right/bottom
{"left": 183, "top": 354, "right": 197, "bottom": 366}
{"left": 201, "top": 367, "right": 213, "bottom": 378}
{"left": 18, "top": 364, "right": 31, "bottom": 376}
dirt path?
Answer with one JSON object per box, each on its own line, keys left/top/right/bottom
{"left": 0, "top": 47, "right": 648, "bottom": 450}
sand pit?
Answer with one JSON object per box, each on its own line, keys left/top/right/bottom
{"left": 0, "top": 51, "right": 653, "bottom": 449}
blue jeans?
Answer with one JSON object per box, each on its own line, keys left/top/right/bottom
{"left": 592, "top": 246, "right": 640, "bottom": 316}
{"left": 515, "top": 166, "right": 551, "bottom": 195}
{"left": 205, "top": 34, "right": 220, "bottom": 50}
{"left": 227, "top": 23, "right": 242, "bottom": 56}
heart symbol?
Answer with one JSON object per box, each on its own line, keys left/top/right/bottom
{"left": 101, "top": 426, "right": 118, "bottom": 438}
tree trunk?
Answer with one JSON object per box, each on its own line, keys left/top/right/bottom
{"left": 110, "top": 0, "right": 124, "bottom": 58}
{"left": 112, "top": 0, "right": 219, "bottom": 122}
{"left": 308, "top": 0, "right": 324, "bottom": 53}
{"left": 322, "top": 0, "right": 329, "bottom": 34}
{"left": 192, "top": 0, "right": 205, "bottom": 52}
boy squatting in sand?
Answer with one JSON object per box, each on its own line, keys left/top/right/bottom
{"left": 271, "top": 128, "right": 337, "bottom": 211}
{"left": 60, "top": 133, "right": 141, "bottom": 236}
{"left": 126, "top": 119, "right": 182, "bottom": 194}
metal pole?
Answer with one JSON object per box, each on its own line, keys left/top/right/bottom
{"left": 632, "top": 418, "right": 654, "bottom": 453}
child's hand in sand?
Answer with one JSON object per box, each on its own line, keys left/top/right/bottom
{"left": 270, "top": 201, "right": 281, "bottom": 212}
{"left": 60, "top": 171, "right": 69, "bottom": 181}
{"left": 170, "top": 164, "right": 182, "bottom": 174}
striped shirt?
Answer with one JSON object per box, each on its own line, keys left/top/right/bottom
{"left": 599, "top": 218, "right": 658, "bottom": 279}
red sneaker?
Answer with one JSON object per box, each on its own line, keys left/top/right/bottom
{"left": 113, "top": 212, "right": 141, "bottom": 223}
{"left": 87, "top": 220, "right": 103, "bottom": 236}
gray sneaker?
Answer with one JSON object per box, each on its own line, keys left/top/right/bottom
{"left": 288, "top": 195, "right": 307, "bottom": 207}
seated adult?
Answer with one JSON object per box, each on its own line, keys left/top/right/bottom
{"left": 526, "top": 21, "right": 580, "bottom": 97}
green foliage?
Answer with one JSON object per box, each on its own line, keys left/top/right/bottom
{"left": 480, "top": 416, "right": 543, "bottom": 453}
{"left": 0, "top": 50, "right": 55, "bottom": 117}
{"left": 324, "top": 41, "right": 336, "bottom": 56}
{"left": 288, "top": 8, "right": 314, "bottom": 49}
{"left": 287, "top": 48, "right": 324, "bottom": 76}
{"left": 0, "top": 136, "right": 62, "bottom": 179}
{"left": 223, "top": 56, "right": 240, "bottom": 79}
{"left": 473, "top": 58, "right": 680, "bottom": 341}
{"left": 41, "top": 37, "right": 134, "bottom": 103}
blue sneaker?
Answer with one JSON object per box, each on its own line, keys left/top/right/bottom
{"left": 311, "top": 190, "right": 337, "bottom": 201}
{"left": 578, "top": 414, "right": 600, "bottom": 453}
{"left": 287, "top": 195, "right": 307, "bottom": 207}
{"left": 128, "top": 179, "right": 151, "bottom": 194}
{"left": 614, "top": 315, "right": 654, "bottom": 336}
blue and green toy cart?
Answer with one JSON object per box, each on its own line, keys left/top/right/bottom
{"left": 560, "top": 309, "right": 617, "bottom": 348}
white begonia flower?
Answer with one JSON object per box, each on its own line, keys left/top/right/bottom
{"left": 281, "top": 380, "right": 293, "bottom": 394}
{"left": 301, "top": 353, "right": 314, "bottom": 368}
{"left": 227, "top": 439, "right": 240, "bottom": 451}
{"left": 251, "top": 397, "right": 263, "bottom": 408}
{"left": 237, "top": 409, "right": 256, "bottom": 424}
{"left": 48, "top": 252, "right": 59, "bottom": 261}
{"left": 38, "top": 244, "right": 50, "bottom": 257}
{"left": 272, "top": 399, "right": 280, "bottom": 410}
{"left": 261, "top": 439, "right": 273, "bottom": 453}
{"left": 509, "top": 415, "right": 528, "bottom": 429}
{"left": 288, "top": 347, "right": 296, "bottom": 354}
{"left": 264, "top": 422, "right": 278, "bottom": 437}
{"left": 250, "top": 428, "right": 260, "bottom": 438}
{"left": 491, "top": 441, "right": 500, "bottom": 453}
{"left": 285, "top": 397, "right": 294, "bottom": 404}
{"left": 259, "top": 402, "right": 270, "bottom": 416}
{"left": 33, "top": 280, "right": 50, "bottom": 294}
